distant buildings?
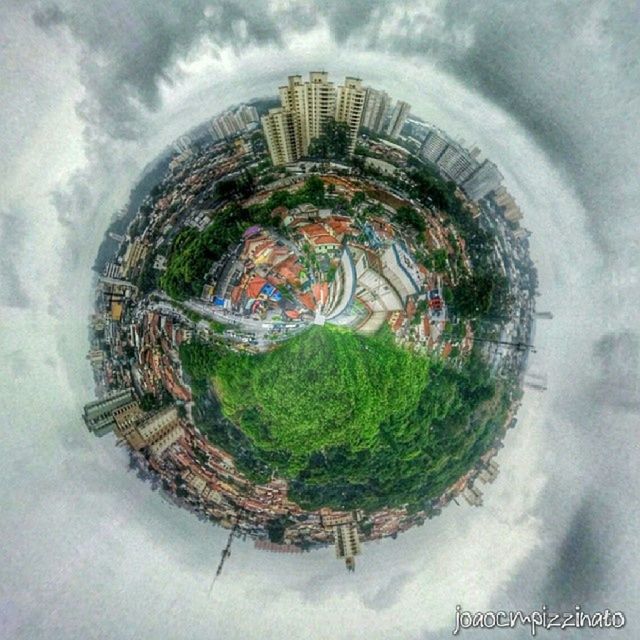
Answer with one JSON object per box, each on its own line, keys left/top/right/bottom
{"left": 462, "top": 160, "right": 503, "bottom": 201}
{"left": 493, "top": 186, "right": 523, "bottom": 222}
{"left": 209, "top": 104, "right": 259, "bottom": 140}
{"left": 83, "top": 388, "right": 134, "bottom": 436}
{"left": 361, "top": 87, "right": 391, "bottom": 134}
{"left": 418, "top": 129, "right": 504, "bottom": 200}
{"left": 262, "top": 72, "right": 366, "bottom": 165}
{"left": 114, "top": 404, "right": 184, "bottom": 457}
{"left": 385, "top": 100, "right": 411, "bottom": 139}
{"left": 419, "top": 129, "right": 449, "bottom": 164}
{"left": 334, "top": 523, "right": 361, "bottom": 572}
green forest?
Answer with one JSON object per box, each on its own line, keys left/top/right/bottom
{"left": 180, "top": 325, "right": 506, "bottom": 512}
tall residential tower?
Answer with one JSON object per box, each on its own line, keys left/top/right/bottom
{"left": 361, "top": 87, "right": 391, "bottom": 134}
{"left": 262, "top": 72, "right": 366, "bottom": 165}
{"left": 385, "top": 100, "right": 411, "bottom": 139}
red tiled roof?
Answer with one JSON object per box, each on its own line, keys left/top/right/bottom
{"left": 310, "top": 234, "right": 339, "bottom": 246}
{"left": 297, "top": 292, "right": 316, "bottom": 311}
{"left": 246, "top": 276, "right": 268, "bottom": 299}
{"left": 298, "top": 223, "right": 327, "bottom": 238}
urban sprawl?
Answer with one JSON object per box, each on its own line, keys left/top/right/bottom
{"left": 84, "top": 72, "right": 539, "bottom": 571}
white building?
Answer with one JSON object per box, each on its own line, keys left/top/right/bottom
{"left": 419, "top": 129, "right": 450, "bottom": 164}
{"left": 462, "top": 160, "right": 503, "bottom": 200}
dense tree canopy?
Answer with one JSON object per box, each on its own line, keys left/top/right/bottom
{"left": 307, "top": 118, "right": 351, "bottom": 161}
{"left": 181, "top": 326, "right": 504, "bottom": 511}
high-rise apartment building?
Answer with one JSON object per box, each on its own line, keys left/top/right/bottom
{"left": 385, "top": 100, "right": 411, "bottom": 139}
{"left": 437, "top": 143, "right": 479, "bottom": 183}
{"left": 335, "top": 523, "right": 361, "bottom": 572}
{"left": 83, "top": 388, "right": 134, "bottom": 437}
{"left": 236, "top": 104, "right": 259, "bottom": 126}
{"left": 115, "top": 405, "right": 184, "bottom": 457}
{"left": 462, "top": 160, "right": 503, "bottom": 200}
{"left": 335, "top": 77, "right": 367, "bottom": 154}
{"left": 361, "top": 87, "right": 391, "bottom": 133}
{"left": 419, "top": 129, "right": 449, "bottom": 164}
{"left": 210, "top": 104, "right": 259, "bottom": 140}
{"left": 262, "top": 72, "right": 366, "bottom": 165}
{"left": 261, "top": 107, "right": 303, "bottom": 165}
{"left": 493, "top": 187, "right": 523, "bottom": 222}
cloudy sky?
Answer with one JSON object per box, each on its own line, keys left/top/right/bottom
{"left": 1, "top": 1, "right": 639, "bottom": 638}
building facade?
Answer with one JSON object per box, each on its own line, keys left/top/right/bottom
{"left": 385, "top": 100, "right": 411, "bottom": 139}
{"left": 462, "top": 160, "right": 504, "bottom": 200}
{"left": 83, "top": 389, "right": 134, "bottom": 436}
{"left": 263, "top": 72, "right": 366, "bottom": 165}
{"left": 261, "top": 107, "right": 303, "bottom": 165}
{"left": 361, "top": 87, "right": 391, "bottom": 134}
{"left": 437, "top": 143, "right": 479, "bottom": 183}
{"left": 335, "top": 77, "right": 367, "bottom": 154}
{"left": 335, "top": 522, "right": 361, "bottom": 571}
{"left": 419, "top": 129, "right": 450, "bottom": 164}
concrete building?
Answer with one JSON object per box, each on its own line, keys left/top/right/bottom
{"left": 361, "top": 87, "right": 391, "bottom": 134}
{"left": 138, "top": 407, "right": 183, "bottom": 457}
{"left": 261, "top": 107, "right": 302, "bottom": 165}
{"left": 113, "top": 405, "right": 183, "bottom": 456}
{"left": 279, "top": 72, "right": 335, "bottom": 154}
{"left": 493, "top": 187, "right": 523, "bottom": 222}
{"left": 335, "top": 523, "right": 361, "bottom": 571}
{"left": 83, "top": 388, "right": 134, "bottom": 437}
{"left": 113, "top": 400, "right": 146, "bottom": 449}
{"left": 419, "top": 129, "right": 450, "bottom": 164}
{"left": 462, "top": 159, "right": 503, "bottom": 200}
{"left": 436, "top": 144, "right": 479, "bottom": 183}
{"left": 236, "top": 104, "right": 259, "bottom": 126}
{"left": 335, "top": 77, "right": 366, "bottom": 154}
{"left": 385, "top": 100, "right": 411, "bottom": 139}
{"left": 210, "top": 104, "right": 259, "bottom": 140}
{"left": 264, "top": 72, "right": 366, "bottom": 164}
{"left": 381, "top": 242, "right": 421, "bottom": 303}
{"left": 121, "top": 238, "right": 148, "bottom": 278}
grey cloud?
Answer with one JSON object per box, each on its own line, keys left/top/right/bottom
{"left": 32, "top": 0, "right": 286, "bottom": 140}
{"left": 0, "top": 211, "right": 31, "bottom": 309}
{"left": 592, "top": 331, "right": 640, "bottom": 411}
{"left": 32, "top": 1, "right": 65, "bottom": 29}
{"left": 543, "top": 496, "right": 609, "bottom": 610}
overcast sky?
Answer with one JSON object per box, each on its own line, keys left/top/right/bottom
{"left": 1, "top": 1, "right": 639, "bottom": 639}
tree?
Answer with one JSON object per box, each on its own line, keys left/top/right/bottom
{"left": 307, "top": 118, "right": 351, "bottom": 161}
{"left": 396, "top": 205, "right": 426, "bottom": 233}
{"left": 351, "top": 191, "right": 366, "bottom": 207}
{"left": 453, "top": 272, "right": 508, "bottom": 318}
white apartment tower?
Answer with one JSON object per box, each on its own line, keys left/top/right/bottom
{"left": 262, "top": 72, "right": 366, "bottom": 165}
{"left": 419, "top": 129, "right": 450, "bottom": 164}
{"left": 335, "top": 77, "right": 367, "bottom": 154}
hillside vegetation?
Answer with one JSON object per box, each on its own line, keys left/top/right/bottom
{"left": 181, "top": 325, "right": 504, "bottom": 511}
